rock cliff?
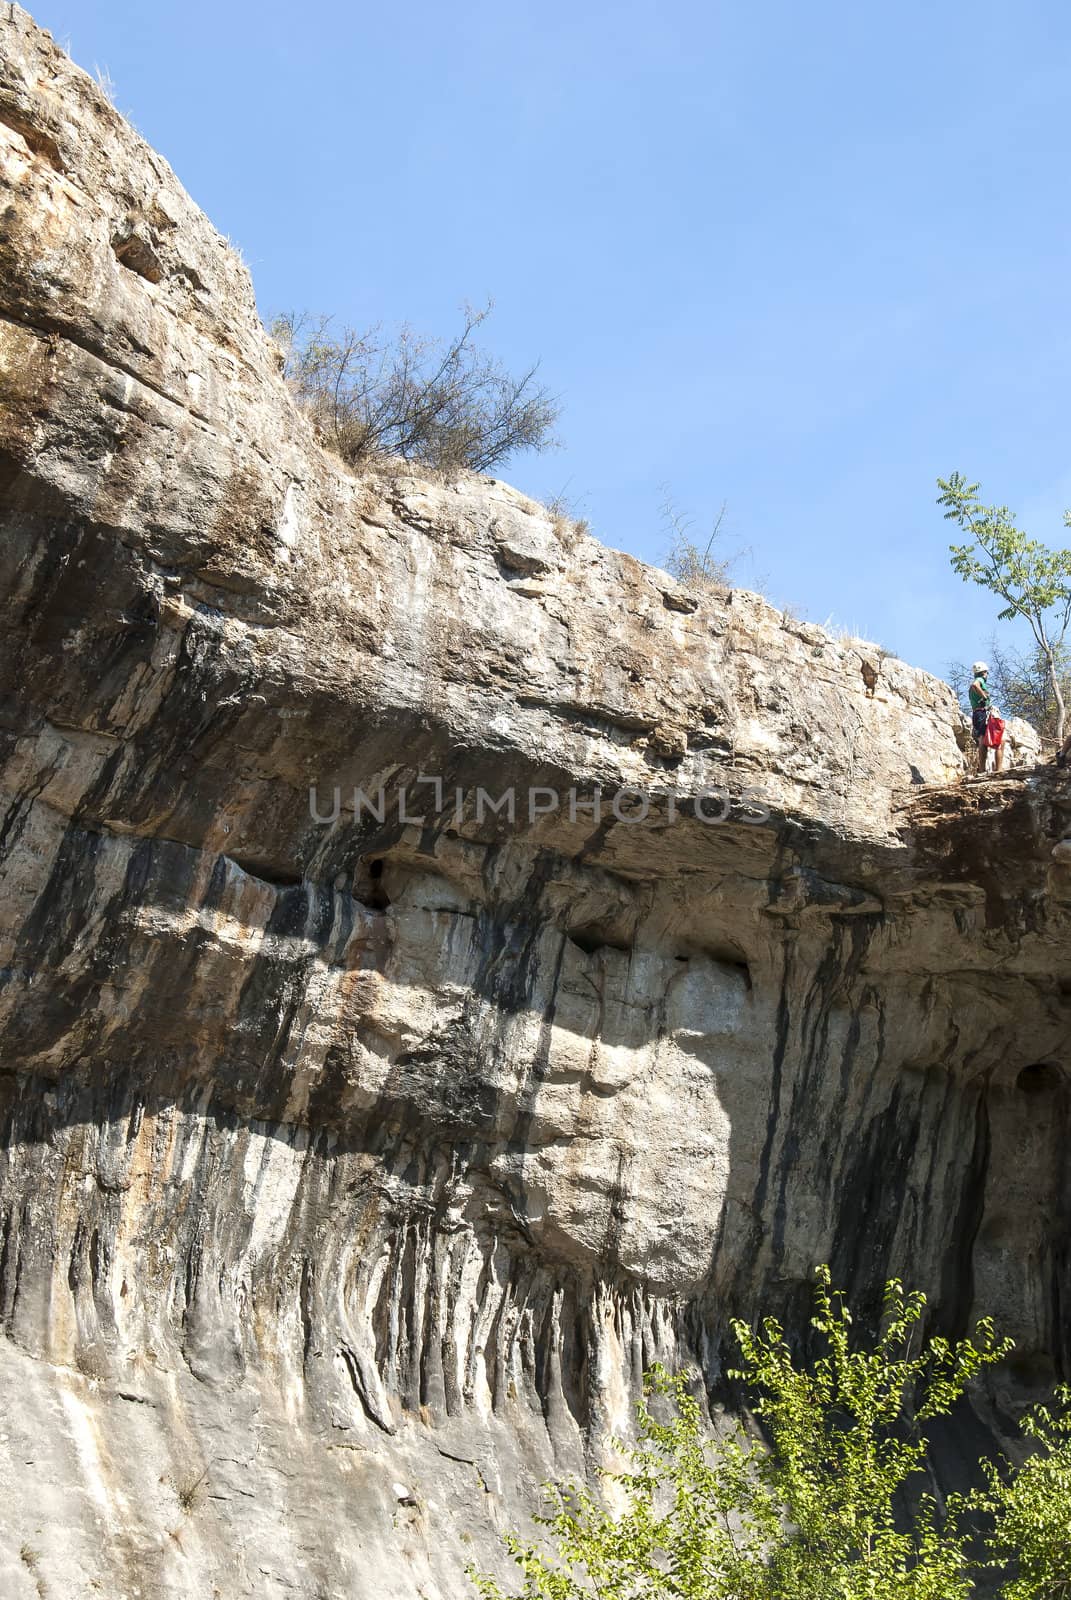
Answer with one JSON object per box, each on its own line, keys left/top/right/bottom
{"left": 0, "top": 8, "right": 1068, "bottom": 1596}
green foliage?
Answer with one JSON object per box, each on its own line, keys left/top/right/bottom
{"left": 728, "top": 1268, "right": 1011, "bottom": 1598}
{"left": 980, "top": 1386, "right": 1071, "bottom": 1599}
{"left": 937, "top": 473, "right": 1071, "bottom": 626}
{"left": 469, "top": 1267, "right": 1015, "bottom": 1599}
{"left": 470, "top": 1377, "right": 774, "bottom": 1600}
{"left": 937, "top": 472, "right": 1071, "bottom": 740}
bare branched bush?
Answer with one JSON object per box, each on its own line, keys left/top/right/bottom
{"left": 544, "top": 485, "right": 590, "bottom": 548}
{"left": 661, "top": 489, "right": 739, "bottom": 589}
{"left": 177, "top": 1470, "right": 208, "bottom": 1513}
{"left": 271, "top": 301, "right": 559, "bottom": 476}
{"left": 92, "top": 64, "right": 117, "bottom": 104}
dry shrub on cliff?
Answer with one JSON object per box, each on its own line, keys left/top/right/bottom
{"left": 271, "top": 302, "right": 559, "bottom": 476}
{"left": 661, "top": 490, "right": 743, "bottom": 591}
{"left": 544, "top": 489, "right": 591, "bottom": 549}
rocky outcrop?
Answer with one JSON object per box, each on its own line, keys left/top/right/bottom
{"left": 0, "top": 9, "right": 1068, "bottom": 1596}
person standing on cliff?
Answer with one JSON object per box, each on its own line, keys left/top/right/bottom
{"left": 969, "top": 661, "right": 991, "bottom": 772}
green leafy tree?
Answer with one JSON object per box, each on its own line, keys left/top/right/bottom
{"left": 981, "top": 1386, "right": 1071, "bottom": 1598}
{"left": 470, "top": 1376, "right": 777, "bottom": 1600}
{"left": 470, "top": 1267, "right": 1012, "bottom": 1599}
{"left": 937, "top": 473, "right": 1071, "bottom": 743}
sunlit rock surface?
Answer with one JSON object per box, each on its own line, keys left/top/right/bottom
{"left": 0, "top": 8, "right": 1069, "bottom": 1596}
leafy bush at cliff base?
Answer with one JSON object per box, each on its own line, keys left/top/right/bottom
{"left": 981, "top": 1386, "right": 1071, "bottom": 1598}
{"left": 469, "top": 1265, "right": 1027, "bottom": 1599}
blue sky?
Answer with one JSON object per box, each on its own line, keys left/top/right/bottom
{"left": 33, "top": 0, "right": 1071, "bottom": 680}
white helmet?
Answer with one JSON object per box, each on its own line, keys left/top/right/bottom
{"left": 972, "top": 661, "right": 988, "bottom": 675}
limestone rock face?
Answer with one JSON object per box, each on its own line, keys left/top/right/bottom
{"left": 0, "top": 9, "right": 1069, "bottom": 1597}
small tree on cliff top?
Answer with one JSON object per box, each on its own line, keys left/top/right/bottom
{"left": 937, "top": 472, "right": 1071, "bottom": 744}
{"left": 470, "top": 1267, "right": 1014, "bottom": 1599}
{"left": 272, "top": 301, "right": 559, "bottom": 476}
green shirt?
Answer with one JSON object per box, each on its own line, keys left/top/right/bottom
{"left": 969, "top": 676, "right": 990, "bottom": 709}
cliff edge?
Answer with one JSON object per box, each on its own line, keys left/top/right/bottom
{"left": 0, "top": 9, "right": 1069, "bottom": 1597}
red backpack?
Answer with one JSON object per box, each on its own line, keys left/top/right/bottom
{"left": 985, "top": 714, "right": 1005, "bottom": 747}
